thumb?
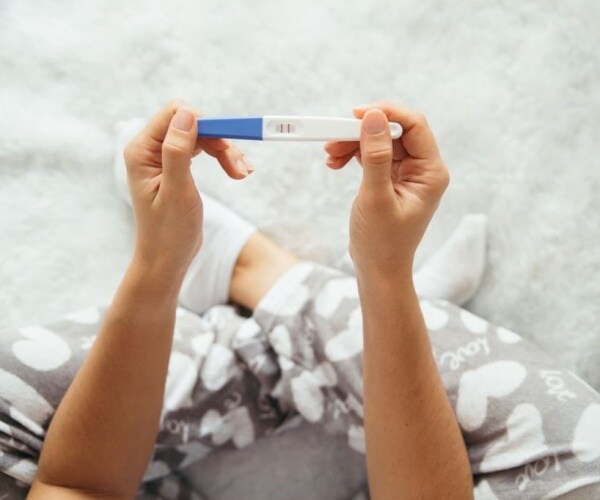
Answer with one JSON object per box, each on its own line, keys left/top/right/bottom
{"left": 359, "top": 109, "right": 394, "bottom": 192}
{"left": 161, "top": 108, "right": 197, "bottom": 188}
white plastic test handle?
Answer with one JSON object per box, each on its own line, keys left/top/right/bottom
{"left": 262, "top": 116, "right": 403, "bottom": 141}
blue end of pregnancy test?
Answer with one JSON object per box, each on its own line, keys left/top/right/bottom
{"left": 197, "top": 116, "right": 263, "bottom": 140}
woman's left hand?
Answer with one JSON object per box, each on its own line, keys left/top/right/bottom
{"left": 324, "top": 103, "right": 449, "bottom": 281}
{"left": 123, "top": 100, "right": 253, "bottom": 277}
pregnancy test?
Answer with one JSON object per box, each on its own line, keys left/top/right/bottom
{"left": 197, "top": 116, "right": 403, "bottom": 142}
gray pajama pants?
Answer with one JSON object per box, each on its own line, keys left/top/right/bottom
{"left": 1, "top": 262, "right": 599, "bottom": 499}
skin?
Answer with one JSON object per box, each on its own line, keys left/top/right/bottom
{"left": 29, "top": 101, "right": 472, "bottom": 499}
{"left": 326, "top": 103, "right": 473, "bottom": 499}
{"left": 29, "top": 101, "right": 252, "bottom": 499}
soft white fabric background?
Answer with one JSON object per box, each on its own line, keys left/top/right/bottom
{"left": 1, "top": 1, "right": 599, "bottom": 497}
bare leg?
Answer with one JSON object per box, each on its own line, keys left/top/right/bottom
{"left": 229, "top": 232, "right": 300, "bottom": 310}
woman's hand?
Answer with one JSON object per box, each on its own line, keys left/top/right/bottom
{"left": 326, "top": 104, "right": 472, "bottom": 499}
{"left": 325, "top": 102, "right": 449, "bottom": 281}
{"left": 31, "top": 102, "right": 255, "bottom": 499}
{"left": 124, "top": 100, "right": 252, "bottom": 278}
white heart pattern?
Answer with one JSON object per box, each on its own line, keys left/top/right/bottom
{"left": 291, "top": 370, "right": 325, "bottom": 422}
{"left": 456, "top": 361, "right": 527, "bottom": 432}
{"left": 315, "top": 277, "right": 359, "bottom": 317}
{"left": 173, "top": 308, "right": 209, "bottom": 339}
{"left": 278, "top": 354, "right": 295, "bottom": 372}
{"left": 201, "top": 344, "right": 235, "bottom": 391}
{"left": 348, "top": 424, "right": 366, "bottom": 453}
{"left": 164, "top": 351, "right": 197, "bottom": 411}
{"left": 259, "top": 263, "right": 313, "bottom": 316}
{"left": 313, "top": 362, "right": 338, "bottom": 387}
{"left": 66, "top": 307, "right": 101, "bottom": 324}
{"left": 0, "top": 368, "right": 53, "bottom": 433}
{"left": 460, "top": 310, "right": 489, "bottom": 334}
{"left": 572, "top": 403, "right": 600, "bottom": 462}
{"left": 13, "top": 326, "right": 71, "bottom": 371}
{"left": 324, "top": 307, "right": 363, "bottom": 362}
{"left": 269, "top": 324, "right": 293, "bottom": 358}
{"left": 480, "top": 403, "right": 547, "bottom": 472}
{"left": 260, "top": 284, "right": 310, "bottom": 317}
{"left": 200, "top": 406, "right": 255, "bottom": 448}
{"left": 190, "top": 331, "right": 215, "bottom": 357}
{"left": 234, "top": 319, "right": 262, "bottom": 343}
{"left": 200, "top": 409, "right": 221, "bottom": 439}
{"left": 420, "top": 301, "right": 450, "bottom": 330}
{"left": 496, "top": 327, "right": 522, "bottom": 344}
{"left": 473, "top": 479, "right": 498, "bottom": 500}
{"left": 5, "top": 458, "right": 38, "bottom": 483}
{"left": 346, "top": 393, "right": 364, "bottom": 418}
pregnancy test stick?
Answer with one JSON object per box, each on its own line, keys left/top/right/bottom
{"left": 197, "top": 116, "right": 403, "bottom": 142}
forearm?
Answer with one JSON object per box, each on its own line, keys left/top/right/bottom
{"left": 357, "top": 269, "right": 473, "bottom": 499}
{"left": 32, "top": 256, "right": 186, "bottom": 497}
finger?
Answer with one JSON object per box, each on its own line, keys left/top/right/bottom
{"left": 324, "top": 140, "right": 359, "bottom": 158}
{"left": 141, "top": 99, "right": 187, "bottom": 146}
{"left": 192, "top": 136, "right": 230, "bottom": 157}
{"left": 325, "top": 152, "right": 355, "bottom": 170}
{"left": 393, "top": 138, "right": 408, "bottom": 162}
{"left": 189, "top": 107, "right": 250, "bottom": 179}
{"left": 201, "top": 141, "right": 252, "bottom": 179}
{"left": 197, "top": 137, "right": 229, "bottom": 152}
{"left": 161, "top": 107, "right": 197, "bottom": 189}
{"left": 192, "top": 107, "right": 230, "bottom": 154}
{"left": 359, "top": 109, "right": 394, "bottom": 193}
{"left": 192, "top": 140, "right": 204, "bottom": 156}
{"left": 344, "top": 139, "right": 408, "bottom": 163}
{"left": 134, "top": 101, "right": 229, "bottom": 154}
{"left": 351, "top": 109, "right": 408, "bottom": 161}
{"left": 191, "top": 135, "right": 252, "bottom": 179}
{"left": 353, "top": 102, "right": 439, "bottom": 160}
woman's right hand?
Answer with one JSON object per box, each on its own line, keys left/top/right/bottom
{"left": 124, "top": 100, "right": 252, "bottom": 280}
{"left": 324, "top": 102, "right": 450, "bottom": 282}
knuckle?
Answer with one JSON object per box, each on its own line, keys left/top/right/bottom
{"left": 435, "top": 162, "right": 450, "bottom": 187}
{"left": 365, "top": 146, "right": 392, "bottom": 164}
{"left": 441, "top": 166, "right": 451, "bottom": 189}
{"left": 431, "top": 164, "right": 450, "bottom": 195}
{"left": 165, "top": 98, "right": 185, "bottom": 111}
{"left": 415, "top": 112, "right": 428, "bottom": 127}
{"left": 123, "top": 140, "right": 141, "bottom": 168}
{"left": 162, "top": 139, "right": 189, "bottom": 158}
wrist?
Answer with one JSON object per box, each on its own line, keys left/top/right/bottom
{"left": 129, "top": 250, "right": 190, "bottom": 299}
{"left": 133, "top": 235, "right": 198, "bottom": 274}
{"left": 353, "top": 256, "right": 414, "bottom": 285}
{"left": 354, "top": 261, "right": 416, "bottom": 304}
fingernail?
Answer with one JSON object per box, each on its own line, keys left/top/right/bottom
{"left": 172, "top": 109, "right": 195, "bottom": 131}
{"left": 242, "top": 156, "right": 255, "bottom": 173}
{"left": 363, "top": 110, "right": 386, "bottom": 135}
{"left": 326, "top": 157, "right": 335, "bottom": 166}
{"left": 353, "top": 104, "right": 369, "bottom": 110}
{"left": 235, "top": 158, "right": 250, "bottom": 176}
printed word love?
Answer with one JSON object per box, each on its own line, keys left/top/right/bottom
{"left": 439, "top": 338, "right": 490, "bottom": 370}
{"left": 515, "top": 452, "right": 560, "bottom": 491}
{"left": 539, "top": 370, "right": 576, "bottom": 403}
